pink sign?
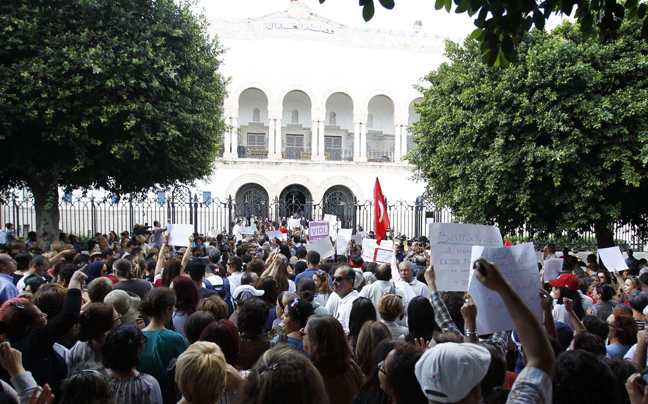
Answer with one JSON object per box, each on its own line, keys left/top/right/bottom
{"left": 309, "top": 221, "right": 330, "bottom": 242}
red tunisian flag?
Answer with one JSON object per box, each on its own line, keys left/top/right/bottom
{"left": 373, "top": 178, "right": 390, "bottom": 246}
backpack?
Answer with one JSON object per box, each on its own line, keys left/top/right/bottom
{"left": 210, "top": 278, "right": 234, "bottom": 317}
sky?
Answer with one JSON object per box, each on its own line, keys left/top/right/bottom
{"left": 196, "top": 0, "right": 479, "bottom": 40}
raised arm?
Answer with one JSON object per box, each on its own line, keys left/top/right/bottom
{"left": 48, "top": 249, "right": 75, "bottom": 268}
{"left": 540, "top": 288, "right": 558, "bottom": 340}
{"left": 180, "top": 235, "right": 194, "bottom": 271}
{"left": 461, "top": 295, "right": 478, "bottom": 343}
{"left": 562, "top": 297, "right": 585, "bottom": 332}
{"left": 154, "top": 234, "right": 168, "bottom": 277}
{"left": 474, "top": 258, "right": 554, "bottom": 377}
{"left": 424, "top": 265, "right": 463, "bottom": 337}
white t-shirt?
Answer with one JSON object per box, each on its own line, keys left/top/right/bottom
{"left": 326, "top": 290, "right": 360, "bottom": 333}
{"left": 233, "top": 224, "right": 243, "bottom": 243}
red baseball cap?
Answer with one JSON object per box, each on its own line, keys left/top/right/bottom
{"left": 549, "top": 273, "right": 579, "bottom": 292}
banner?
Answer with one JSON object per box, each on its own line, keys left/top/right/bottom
{"left": 309, "top": 221, "right": 330, "bottom": 242}
{"left": 429, "top": 223, "right": 503, "bottom": 291}
{"left": 362, "top": 238, "right": 393, "bottom": 263}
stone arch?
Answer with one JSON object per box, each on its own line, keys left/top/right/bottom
{"left": 277, "top": 84, "right": 319, "bottom": 112}
{"left": 238, "top": 87, "right": 269, "bottom": 127}
{"left": 226, "top": 174, "right": 276, "bottom": 201}
{"left": 319, "top": 87, "right": 358, "bottom": 112}
{"left": 229, "top": 82, "right": 274, "bottom": 109}
{"left": 322, "top": 185, "right": 355, "bottom": 228}
{"left": 234, "top": 183, "right": 271, "bottom": 220}
{"left": 315, "top": 176, "right": 365, "bottom": 202}
{"left": 274, "top": 176, "right": 319, "bottom": 200}
{"left": 362, "top": 89, "right": 399, "bottom": 114}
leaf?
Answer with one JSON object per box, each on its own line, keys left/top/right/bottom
{"left": 379, "top": 0, "right": 395, "bottom": 10}
{"left": 362, "top": 1, "right": 375, "bottom": 21}
{"left": 642, "top": 17, "right": 648, "bottom": 40}
{"left": 613, "top": 4, "right": 624, "bottom": 19}
{"left": 445, "top": 0, "right": 452, "bottom": 12}
{"left": 501, "top": 35, "right": 514, "bottom": 53}
{"left": 435, "top": 0, "right": 445, "bottom": 11}
{"left": 626, "top": 0, "right": 637, "bottom": 10}
{"left": 468, "top": 28, "right": 484, "bottom": 40}
{"left": 638, "top": 4, "right": 646, "bottom": 19}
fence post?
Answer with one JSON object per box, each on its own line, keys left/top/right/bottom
{"left": 129, "top": 198, "right": 133, "bottom": 232}
{"left": 227, "top": 195, "right": 233, "bottom": 234}
{"left": 12, "top": 195, "right": 18, "bottom": 232}
{"left": 91, "top": 196, "right": 96, "bottom": 236}
{"left": 352, "top": 196, "right": 358, "bottom": 234}
{"left": 193, "top": 193, "right": 198, "bottom": 234}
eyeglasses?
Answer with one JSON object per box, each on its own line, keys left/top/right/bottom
{"left": 333, "top": 276, "right": 352, "bottom": 283}
{"left": 114, "top": 313, "right": 123, "bottom": 323}
{"left": 299, "top": 327, "right": 308, "bottom": 337}
{"left": 607, "top": 322, "right": 617, "bottom": 329}
{"left": 378, "top": 360, "right": 389, "bottom": 377}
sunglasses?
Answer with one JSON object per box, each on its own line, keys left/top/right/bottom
{"left": 333, "top": 276, "right": 352, "bottom": 283}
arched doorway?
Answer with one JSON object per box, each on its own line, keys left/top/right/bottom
{"left": 278, "top": 184, "right": 312, "bottom": 220}
{"left": 323, "top": 186, "right": 355, "bottom": 228}
{"left": 235, "top": 183, "right": 270, "bottom": 221}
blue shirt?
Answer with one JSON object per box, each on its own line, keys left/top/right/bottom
{"left": 0, "top": 273, "right": 19, "bottom": 305}
{"left": 294, "top": 268, "right": 333, "bottom": 288}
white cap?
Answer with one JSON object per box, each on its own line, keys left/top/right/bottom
{"left": 232, "top": 285, "right": 264, "bottom": 305}
{"left": 415, "top": 343, "right": 491, "bottom": 403}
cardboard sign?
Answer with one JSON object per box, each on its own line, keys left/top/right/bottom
{"left": 309, "top": 221, "right": 330, "bottom": 242}
{"left": 336, "top": 237, "right": 348, "bottom": 255}
{"left": 351, "top": 233, "right": 364, "bottom": 245}
{"left": 241, "top": 226, "right": 256, "bottom": 235}
{"left": 307, "top": 237, "right": 335, "bottom": 259}
{"left": 338, "top": 228, "right": 353, "bottom": 240}
{"left": 167, "top": 224, "right": 194, "bottom": 247}
{"left": 362, "top": 238, "right": 393, "bottom": 263}
{"left": 266, "top": 230, "right": 287, "bottom": 241}
{"left": 467, "top": 242, "right": 542, "bottom": 334}
{"left": 543, "top": 258, "right": 563, "bottom": 282}
{"left": 374, "top": 248, "right": 393, "bottom": 264}
{"left": 429, "top": 223, "right": 503, "bottom": 291}
{"left": 288, "top": 218, "right": 301, "bottom": 230}
{"left": 598, "top": 246, "right": 629, "bottom": 272}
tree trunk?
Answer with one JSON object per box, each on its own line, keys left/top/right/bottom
{"left": 30, "top": 178, "right": 60, "bottom": 251}
{"left": 594, "top": 220, "right": 615, "bottom": 249}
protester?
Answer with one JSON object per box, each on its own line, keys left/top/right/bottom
{"left": 67, "top": 302, "right": 121, "bottom": 369}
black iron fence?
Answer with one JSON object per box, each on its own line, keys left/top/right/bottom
{"left": 1, "top": 187, "right": 645, "bottom": 250}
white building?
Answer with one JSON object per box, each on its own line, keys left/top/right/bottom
{"left": 202, "top": 1, "right": 448, "bottom": 219}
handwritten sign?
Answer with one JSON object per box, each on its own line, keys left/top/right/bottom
{"left": 288, "top": 218, "right": 301, "bottom": 230}
{"left": 467, "top": 242, "right": 542, "bottom": 334}
{"left": 307, "top": 237, "right": 335, "bottom": 259}
{"left": 336, "top": 237, "right": 348, "bottom": 255}
{"left": 362, "top": 238, "right": 393, "bottom": 263}
{"left": 241, "top": 226, "right": 256, "bottom": 235}
{"left": 167, "top": 224, "right": 194, "bottom": 247}
{"left": 429, "top": 223, "right": 503, "bottom": 291}
{"left": 543, "top": 258, "right": 563, "bottom": 282}
{"left": 266, "top": 230, "right": 287, "bottom": 241}
{"left": 309, "top": 221, "right": 330, "bottom": 242}
{"left": 598, "top": 246, "right": 629, "bottom": 272}
{"left": 374, "top": 248, "right": 393, "bottom": 264}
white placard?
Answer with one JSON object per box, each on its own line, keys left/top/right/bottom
{"left": 324, "top": 214, "right": 337, "bottom": 223}
{"left": 467, "top": 242, "right": 542, "bottom": 334}
{"left": 374, "top": 248, "right": 393, "bottom": 264}
{"left": 241, "top": 226, "right": 256, "bottom": 235}
{"left": 362, "top": 238, "right": 393, "bottom": 263}
{"left": 543, "top": 258, "right": 563, "bottom": 282}
{"left": 336, "top": 237, "right": 348, "bottom": 255}
{"left": 351, "top": 234, "right": 364, "bottom": 245}
{"left": 598, "top": 246, "right": 629, "bottom": 271}
{"left": 429, "top": 223, "right": 503, "bottom": 291}
{"left": 338, "top": 228, "right": 353, "bottom": 240}
{"left": 288, "top": 218, "right": 301, "bottom": 230}
{"left": 266, "top": 230, "right": 287, "bottom": 241}
{"left": 309, "top": 221, "right": 330, "bottom": 242}
{"left": 307, "top": 237, "right": 335, "bottom": 259}
{"left": 167, "top": 224, "right": 194, "bottom": 247}
{"left": 208, "top": 228, "right": 219, "bottom": 237}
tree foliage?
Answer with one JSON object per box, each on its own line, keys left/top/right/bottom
{"left": 326, "top": 0, "right": 648, "bottom": 66}
{"left": 0, "top": 0, "right": 227, "bottom": 248}
{"left": 406, "top": 21, "right": 648, "bottom": 247}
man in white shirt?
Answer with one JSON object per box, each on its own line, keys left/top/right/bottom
{"left": 232, "top": 219, "right": 243, "bottom": 243}
{"left": 360, "top": 263, "right": 405, "bottom": 319}
{"left": 326, "top": 265, "right": 359, "bottom": 333}
{"left": 399, "top": 260, "right": 430, "bottom": 299}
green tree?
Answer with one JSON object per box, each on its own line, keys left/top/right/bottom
{"left": 324, "top": 0, "right": 648, "bottom": 66}
{"left": 406, "top": 21, "right": 648, "bottom": 247}
{"left": 0, "top": 0, "right": 227, "bottom": 249}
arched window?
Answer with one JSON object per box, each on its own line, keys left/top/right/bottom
{"left": 252, "top": 108, "right": 260, "bottom": 122}
{"left": 235, "top": 183, "right": 269, "bottom": 220}
{"left": 291, "top": 110, "right": 299, "bottom": 124}
{"left": 329, "top": 112, "right": 336, "bottom": 125}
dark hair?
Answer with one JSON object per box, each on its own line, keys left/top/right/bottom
{"left": 286, "top": 298, "right": 314, "bottom": 328}
{"left": 87, "top": 277, "right": 113, "bottom": 303}
{"left": 553, "top": 350, "right": 615, "bottom": 404}
{"left": 579, "top": 277, "right": 595, "bottom": 295}
{"left": 228, "top": 256, "right": 243, "bottom": 273}
{"left": 14, "top": 252, "right": 32, "bottom": 271}
{"left": 375, "top": 264, "right": 391, "bottom": 281}
{"left": 172, "top": 276, "right": 199, "bottom": 315}
{"left": 139, "top": 287, "right": 176, "bottom": 318}
{"left": 33, "top": 283, "right": 67, "bottom": 319}
{"left": 306, "top": 314, "right": 351, "bottom": 376}
{"left": 237, "top": 298, "right": 269, "bottom": 336}
{"left": 113, "top": 258, "right": 134, "bottom": 280}
{"left": 248, "top": 258, "right": 265, "bottom": 277}
{"left": 77, "top": 303, "right": 115, "bottom": 342}
{"left": 348, "top": 297, "right": 377, "bottom": 347}
{"left": 406, "top": 296, "right": 440, "bottom": 342}
{"left": 60, "top": 362, "right": 113, "bottom": 404}
{"left": 597, "top": 271, "right": 612, "bottom": 285}
{"left": 255, "top": 276, "right": 278, "bottom": 308}
{"left": 241, "top": 272, "right": 256, "bottom": 286}
{"left": 279, "top": 244, "right": 291, "bottom": 258}
{"left": 355, "top": 321, "right": 391, "bottom": 376}
{"left": 627, "top": 290, "right": 648, "bottom": 312}
{"left": 582, "top": 315, "right": 609, "bottom": 342}
{"left": 598, "top": 284, "right": 616, "bottom": 302}
{"left": 557, "top": 287, "right": 585, "bottom": 319}
{"left": 161, "top": 257, "right": 182, "bottom": 287}
{"left": 480, "top": 344, "right": 509, "bottom": 404}
{"left": 386, "top": 344, "right": 427, "bottom": 404}
{"left": 296, "top": 247, "right": 307, "bottom": 260}
{"left": 184, "top": 311, "right": 217, "bottom": 344}
{"left": 102, "top": 323, "right": 144, "bottom": 370}
{"left": 186, "top": 258, "right": 207, "bottom": 282}
{"left": 296, "top": 277, "right": 317, "bottom": 302}
{"left": 294, "top": 260, "right": 308, "bottom": 275}
{"left": 307, "top": 250, "right": 320, "bottom": 266}
{"left": 572, "top": 330, "right": 607, "bottom": 356}
{"left": 199, "top": 319, "right": 240, "bottom": 366}
{"left": 208, "top": 249, "right": 221, "bottom": 265}
{"left": 607, "top": 357, "right": 636, "bottom": 404}
{"left": 24, "top": 274, "right": 47, "bottom": 294}
{"left": 197, "top": 295, "right": 230, "bottom": 320}
{"left": 356, "top": 337, "right": 407, "bottom": 404}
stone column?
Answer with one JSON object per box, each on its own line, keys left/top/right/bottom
{"left": 267, "top": 119, "right": 276, "bottom": 159}
{"left": 275, "top": 118, "right": 282, "bottom": 157}
{"left": 353, "top": 122, "right": 361, "bottom": 159}
{"left": 358, "top": 122, "right": 368, "bottom": 162}
{"left": 230, "top": 120, "right": 238, "bottom": 159}
{"left": 311, "top": 119, "right": 319, "bottom": 161}
{"left": 223, "top": 116, "right": 232, "bottom": 158}
{"left": 394, "top": 123, "right": 402, "bottom": 163}
{"left": 318, "top": 120, "right": 326, "bottom": 160}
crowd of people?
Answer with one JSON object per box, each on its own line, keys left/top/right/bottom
{"left": 0, "top": 221, "right": 647, "bottom": 404}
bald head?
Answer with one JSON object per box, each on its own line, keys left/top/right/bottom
{"left": 376, "top": 263, "right": 392, "bottom": 281}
